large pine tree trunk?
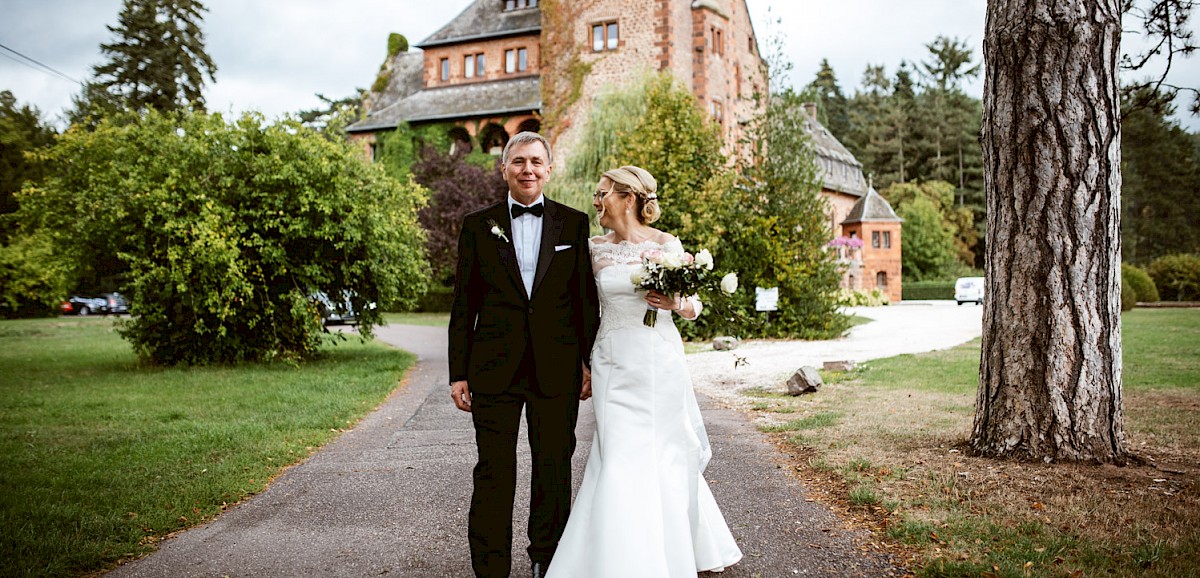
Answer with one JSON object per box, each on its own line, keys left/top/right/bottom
{"left": 973, "top": 0, "right": 1127, "bottom": 463}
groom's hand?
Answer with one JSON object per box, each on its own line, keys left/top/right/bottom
{"left": 451, "top": 380, "right": 472, "bottom": 412}
{"left": 580, "top": 364, "right": 592, "bottom": 401}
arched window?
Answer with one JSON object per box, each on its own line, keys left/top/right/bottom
{"left": 876, "top": 271, "right": 888, "bottom": 288}
{"left": 516, "top": 118, "right": 541, "bottom": 134}
{"left": 448, "top": 127, "right": 472, "bottom": 156}
{"left": 479, "top": 123, "right": 509, "bottom": 155}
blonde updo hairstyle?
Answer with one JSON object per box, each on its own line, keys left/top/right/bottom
{"left": 602, "top": 165, "right": 661, "bottom": 224}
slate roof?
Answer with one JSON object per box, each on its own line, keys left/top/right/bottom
{"left": 842, "top": 187, "right": 902, "bottom": 224}
{"left": 801, "top": 107, "right": 869, "bottom": 197}
{"left": 349, "top": 76, "right": 541, "bottom": 133}
{"left": 418, "top": 0, "right": 541, "bottom": 48}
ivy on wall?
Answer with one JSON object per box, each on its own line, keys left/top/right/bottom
{"left": 538, "top": 0, "right": 595, "bottom": 147}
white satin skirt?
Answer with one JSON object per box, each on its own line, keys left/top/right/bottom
{"left": 546, "top": 323, "right": 743, "bottom": 577}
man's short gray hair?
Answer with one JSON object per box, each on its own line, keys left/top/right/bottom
{"left": 501, "top": 131, "right": 553, "bottom": 166}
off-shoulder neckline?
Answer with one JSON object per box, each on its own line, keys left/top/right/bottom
{"left": 589, "top": 233, "right": 677, "bottom": 246}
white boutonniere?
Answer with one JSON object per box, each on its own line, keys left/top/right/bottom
{"left": 487, "top": 219, "right": 509, "bottom": 243}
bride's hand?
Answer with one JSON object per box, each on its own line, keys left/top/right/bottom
{"left": 645, "top": 290, "right": 680, "bottom": 311}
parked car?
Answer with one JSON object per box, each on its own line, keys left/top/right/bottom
{"left": 955, "top": 277, "right": 985, "bottom": 305}
{"left": 103, "top": 292, "right": 130, "bottom": 315}
{"left": 312, "top": 291, "right": 374, "bottom": 326}
{"left": 61, "top": 296, "right": 107, "bottom": 316}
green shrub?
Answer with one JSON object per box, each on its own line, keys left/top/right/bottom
{"left": 371, "top": 70, "right": 391, "bottom": 94}
{"left": 1147, "top": 254, "right": 1200, "bottom": 301}
{"left": 902, "top": 281, "right": 955, "bottom": 300}
{"left": 388, "top": 33, "right": 408, "bottom": 55}
{"left": 0, "top": 233, "right": 68, "bottom": 318}
{"left": 1122, "top": 277, "right": 1137, "bottom": 311}
{"left": 1121, "top": 263, "right": 1160, "bottom": 303}
{"left": 411, "top": 286, "right": 455, "bottom": 312}
{"left": 837, "top": 288, "right": 890, "bottom": 306}
{"left": 19, "top": 110, "right": 430, "bottom": 364}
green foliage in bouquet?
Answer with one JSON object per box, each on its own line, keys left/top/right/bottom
{"left": 18, "top": 110, "right": 430, "bottom": 364}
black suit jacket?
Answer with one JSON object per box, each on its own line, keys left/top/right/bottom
{"left": 448, "top": 199, "right": 599, "bottom": 396}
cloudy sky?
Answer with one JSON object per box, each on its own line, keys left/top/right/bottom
{"left": 1, "top": 0, "right": 1196, "bottom": 130}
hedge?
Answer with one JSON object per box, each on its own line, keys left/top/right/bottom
{"left": 902, "top": 281, "right": 956, "bottom": 300}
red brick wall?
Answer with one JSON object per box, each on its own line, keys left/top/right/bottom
{"left": 861, "top": 222, "right": 903, "bottom": 302}
{"left": 422, "top": 34, "right": 541, "bottom": 88}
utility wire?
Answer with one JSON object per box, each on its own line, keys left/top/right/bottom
{"left": 0, "top": 41, "right": 82, "bottom": 85}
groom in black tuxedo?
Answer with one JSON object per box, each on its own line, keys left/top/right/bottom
{"left": 448, "top": 131, "right": 599, "bottom": 578}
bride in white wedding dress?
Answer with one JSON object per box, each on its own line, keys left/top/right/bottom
{"left": 546, "top": 166, "right": 742, "bottom": 578}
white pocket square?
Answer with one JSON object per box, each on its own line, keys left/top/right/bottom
{"left": 554, "top": 244, "right": 573, "bottom": 252}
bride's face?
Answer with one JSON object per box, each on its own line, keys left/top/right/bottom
{"left": 592, "top": 177, "right": 629, "bottom": 227}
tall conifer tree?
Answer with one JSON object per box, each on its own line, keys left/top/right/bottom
{"left": 92, "top": 0, "right": 217, "bottom": 114}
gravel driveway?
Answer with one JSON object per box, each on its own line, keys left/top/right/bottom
{"left": 689, "top": 300, "right": 984, "bottom": 407}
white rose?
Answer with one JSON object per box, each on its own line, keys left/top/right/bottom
{"left": 661, "top": 250, "right": 684, "bottom": 268}
{"left": 630, "top": 270, "right": 646, "bottom": 286}
{"left": 695, "top": 249, "right": 714, "bottom": 270}
{"left": 720, "top": 272, "right": 739, "bottom": 294}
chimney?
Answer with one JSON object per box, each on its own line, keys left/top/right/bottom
{"left": 803, "top": 102, "right": 818, "bottom": 119}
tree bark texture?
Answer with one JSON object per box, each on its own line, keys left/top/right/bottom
{"left": 973, "top": 0, "right": 1126, "bottom": 462}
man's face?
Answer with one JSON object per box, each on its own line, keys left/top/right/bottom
{"left": 502, "top": 140, "right": 552, "bottom": 204}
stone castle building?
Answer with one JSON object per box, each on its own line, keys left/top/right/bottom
{"left": 347, "top": 0, "right": 766, "bottom": 164}
{"left": 347, "top": 0, "right": 902, "bottom": 300}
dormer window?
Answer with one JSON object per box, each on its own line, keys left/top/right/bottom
{"left": 503, "top": 0, "right": 537, "bottom": 10}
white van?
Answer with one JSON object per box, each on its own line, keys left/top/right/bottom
{"left": 955, "top": 277, "right": 985, "bottom": 305}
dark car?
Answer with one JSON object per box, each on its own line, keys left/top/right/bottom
{"left": 61, "top": 296, "right": 107, "bottom": 316}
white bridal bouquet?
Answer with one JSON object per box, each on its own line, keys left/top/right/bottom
{"left": 631, "top": 248, "right": 738, "bottom": 327}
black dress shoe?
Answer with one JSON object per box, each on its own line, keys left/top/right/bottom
{"left": 531, "top": 561, "right": 547, "bottom": 578}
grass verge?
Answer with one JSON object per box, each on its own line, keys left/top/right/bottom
{"left": 753, "top": 308, "right": 1199, "bottom": 577}
{"left": 383, "top": 311, "right": 450, "bottom": 327}
{"left": 0, "top": 317, "right": 415, "bottom": 577}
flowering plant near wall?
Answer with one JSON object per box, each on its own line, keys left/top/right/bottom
{"left": 827, "top": 236, "right": 864, "bottom": 249}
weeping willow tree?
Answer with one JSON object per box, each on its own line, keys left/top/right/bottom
{"left": 546, "top": 77, "right": 648, "bottom": 221}
{"left": 548, "top": 72, "right": 722, "bottom": 240}
{"left": 548, "top": 73, "right": 842, "bottom": 338}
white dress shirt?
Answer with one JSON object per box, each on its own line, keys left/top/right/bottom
{"left": 508, "top": 195, "right": 544, "bottom": 297}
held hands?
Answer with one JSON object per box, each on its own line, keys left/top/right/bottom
{"left": 580, "top": 364, "right": 592, "bottom": 401}
{"left": 451, "top": 380, "right": 472, "bottom": 412}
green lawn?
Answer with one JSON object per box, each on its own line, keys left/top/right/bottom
{"left": 383, "top": 311, "right": 450, "bottom": 327}
{"left": 763, "top": 308, "right": 1200, "bottom": 578}
{"left": 0, "top": 317, "right": 414, "bottom": 577}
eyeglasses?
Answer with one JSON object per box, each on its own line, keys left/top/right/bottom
{"left": 593, "top": 188, "right": 627, "bottom": 202}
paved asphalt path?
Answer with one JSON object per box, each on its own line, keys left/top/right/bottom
{"left": 108, "top": 322, "right": 909, "bottom": 578}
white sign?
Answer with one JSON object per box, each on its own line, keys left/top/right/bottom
{"left": 755, "top": 287, "right": 779, "bottom": 312}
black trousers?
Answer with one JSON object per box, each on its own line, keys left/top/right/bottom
{"left": 468, "top": 350, "right": 580, "bottom": 578}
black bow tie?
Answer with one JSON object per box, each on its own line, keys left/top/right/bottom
{"left": 511, "top": 203, "right": 544, "bottom": 219}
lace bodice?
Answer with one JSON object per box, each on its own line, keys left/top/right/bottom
{"left": 589, "top": 237, "right": 685, "bottom": 271}
{"left": 588, "top": 236, "right": 699, "bottom": 342}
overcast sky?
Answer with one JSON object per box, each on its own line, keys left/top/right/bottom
{"left": 1, "top": 0, "right": 1196, "bottom": 130}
